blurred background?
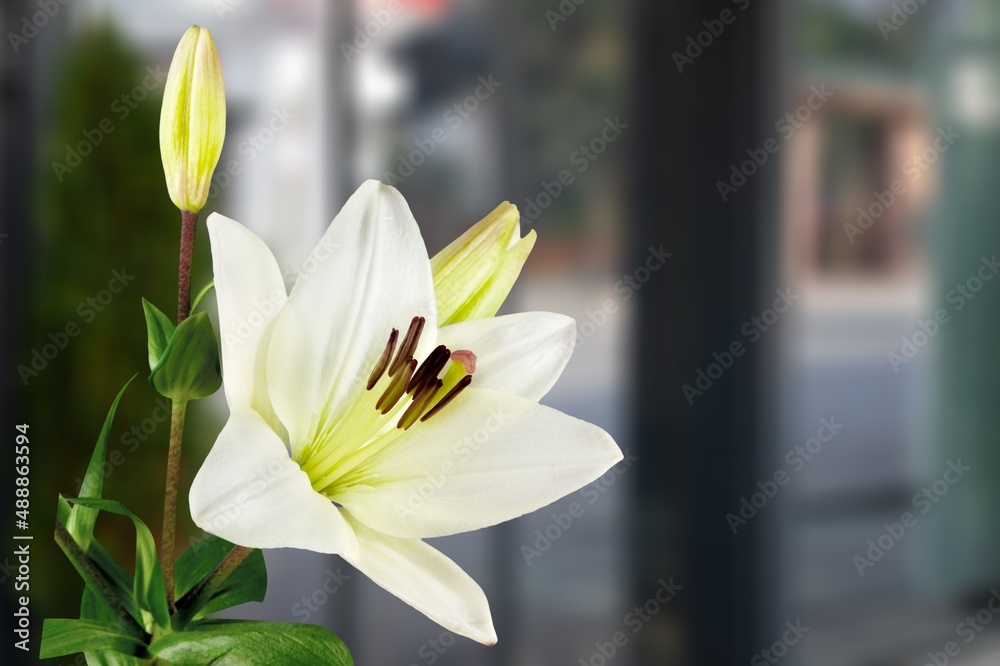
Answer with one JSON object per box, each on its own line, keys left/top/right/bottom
{"left": 3, "top": 0, "right": 1000, "bottom": 664}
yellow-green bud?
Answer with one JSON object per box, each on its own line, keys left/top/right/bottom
{"left": 159, "top": 25, "right": 226, "bottom": 212}
{"left": 431, "top": 203, "right": 536, "bottom": 326}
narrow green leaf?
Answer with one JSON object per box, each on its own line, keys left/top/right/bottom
{"left": 84, "top": 651, "right": 150, "bottom": 666}
{"left": 58, "top": 497, "right": 135, "bottom": 603}
{"left": 190, "top": 279, "right": 215, "bottom": 313}
{"left": 149, "top": 620, "right": 354, "bottom": 665}
{"left": 54, "top": 506, "right": 143, "bottom": 635}
{"left": 175, "top": 536, "right": 266, "bottom": 623}
{"left": 142, "top": 298, "right": 176, "bottom": 371}
{"left": 40, "top": 619, "right": 146, "bottom": 660}
{"left": 148, "top": 311, "right": 222, "bottom": 402}
{"left": 65, "top": 376, "right": 136, "bottom": 551}
{"left": 66, "top": 498, "right": 170, "bottom": 632}
{"left": 80, "top": 588, "right": 151, "bottom": 666}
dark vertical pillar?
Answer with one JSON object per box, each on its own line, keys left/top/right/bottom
{"left": 633, "top": 0, "right": 761, "bottom": 663}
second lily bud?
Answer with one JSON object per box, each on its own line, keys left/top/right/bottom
{"left": 431, "top": 203, "right": 536, "bottom": 326}
{"left": 159, "top": 25, "right": 226, "bottom": 213}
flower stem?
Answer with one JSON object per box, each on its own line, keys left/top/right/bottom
{"left": 163, "top": 209, "right": 198, "bottom": 612}
{"left": 173, "top": 545, "right": 254, "bottom": 625}
{"left": 177, "top": 209, "right": 198, "bottom": 322}
{"left": 162, "top": 401, "right": 187, "bottom": 612}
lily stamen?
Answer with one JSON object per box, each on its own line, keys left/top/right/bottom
{"left": 367, "top": 328, "right": 398, "bottom": 390}
{"left": 377, "top": 358, "right": 416, "bottom": 413}
{"left": 369, "top": 322, "right": 475, "bottom": 426}
{"left": 408, "top": 344, "right": 452, "bottom": 394}
{"left": 389, "top": 316, "right": 425, "bottom": 376}
{"left": 398, "top": 379, "right": 444, "bottom": 430}
{"left": 421, "top": 375, "right": 473, "bottom": 423}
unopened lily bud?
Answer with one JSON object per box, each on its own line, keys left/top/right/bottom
{"left": 159, "top": 25, "right": 225, "bottom": 212}
{"left": 431, "top": 202, "right": 536, "bottom": 326}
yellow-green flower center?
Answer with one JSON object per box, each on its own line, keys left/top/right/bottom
{"left": 294, "top": 317, "right": 474, "bottom": 497}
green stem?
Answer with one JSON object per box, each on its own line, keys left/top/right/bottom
{"left": 173, "top": 545, "right": 254, "bottom": 626}
{"left": 161, "top": 401, "right": 187, "bottom": 612}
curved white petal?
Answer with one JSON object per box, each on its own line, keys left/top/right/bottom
{"left": 335, "top": 389, "right": 623, "bottom": 539}
{"left": 207, "top": 213, "right": 287, "bottom": 428}
{"left": 342, "top": 516, "right": 496, "bottom": 645}
{"left": 436, "top": 312, "right": 575, "bottom": 402}
{"left": 266, "top": 181, "right": 437, "bottom": 456}
{"left": 189, "top": 409, "right": 358, "bottom": 557}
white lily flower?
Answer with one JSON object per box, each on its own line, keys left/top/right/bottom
{"left": 189, "top": 180, "right": 622, "bottom": 645}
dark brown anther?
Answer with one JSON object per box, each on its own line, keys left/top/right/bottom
{"left": 420, "top": 375, "right": 473, "bottom": 423}
{"left": 389, "top": 316, "right": 425, "bottom": 376}
{"left": 367, "top": 328, "right": 399, "bottom": 390}
{"left": 397, "top": 379, "right": 443, "bottom": 430}
{"left": 407, "top": 345, "right": 451, "bottom": 394}
{"left": 377, "top": 358, "right": 416, "bottom": 413}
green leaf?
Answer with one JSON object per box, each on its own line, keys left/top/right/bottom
{"left": 149, "top": 620, "right": 354, "bottom": 666}
{"left": 175, "top": 536, "right": 266, "bottom": 623}
{"left": 65, "top": 376, "right": 136, "bottom": 552}
{"left": 81, "top": 588, "right": 151, "bottom": 666}
{"left": 84, "top": 651, "right": 150, "bottom": 666}
{"left": 58, "top": 496, "right": 136, "bottom": 609}
{"left": 55, "top": 502, "right": 143, "bottom": 635}
{"left": 148, "top": 311, "right": 222, "bottom": 402}
{"left": 65, "top": 498, "right": 170, "bottom": 632}
{"left": 142, "top": 298, "right": 176, "bottom": 371}
{"left": 190, "top": 279, "right": 215, "bottom": 313}
{"left": 40, "top": 619, "right": 146, "bottom": 660}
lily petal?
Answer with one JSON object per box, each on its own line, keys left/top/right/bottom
{"left": 342, "top": 516, "right": 496, "bottom": 645}
{"left": 336, "top": 389, "right": 623, "bottom": 539}
{"left": 190, "top": 409, "right": 359, "bottom": 557}
{"left": 207, "top": 213, "right": 286, "bottom": 427}
{"left": 436, "top": 312, "right": 576, "bottom": 402}
{"left": 266, "top": 181, "right": 438, "bottom": 456}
